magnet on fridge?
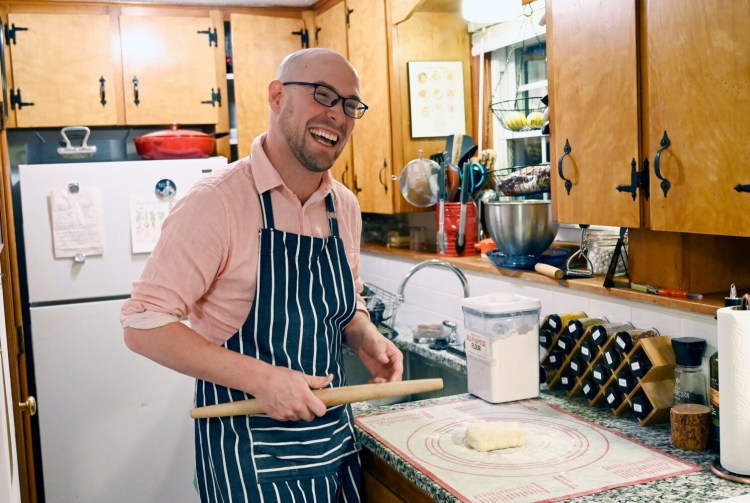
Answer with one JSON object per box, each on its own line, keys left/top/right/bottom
{"left": 155, "top": 179, "right": 177, "bottom": 201}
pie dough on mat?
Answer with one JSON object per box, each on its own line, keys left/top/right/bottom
{"left": 465, "top": 421, "right": 527, "bottom": 451}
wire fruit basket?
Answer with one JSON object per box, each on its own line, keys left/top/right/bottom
{"left": 490, "top": 98, "right": 546, "bottom": 132}
{"left": 489, "top": 163, "right": 551, "bottom": 196}
{"left": 362, "top": 283, "right": 401, "bottom": 340}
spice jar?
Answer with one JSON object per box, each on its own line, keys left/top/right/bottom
{"left": 671, "top": 337, "right": 708, "bottom": 406}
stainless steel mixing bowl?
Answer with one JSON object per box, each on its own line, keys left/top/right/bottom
{"left": 483, "top": 200, "right": 559, "bottom": 256}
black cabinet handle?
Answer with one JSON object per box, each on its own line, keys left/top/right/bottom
{"left": 379, "top": 160, "right": 388, "bottom": 194}
{"left": 132, "top": 76, "right": 140, "bottom": 106}
{"left": 653, "top": 130, "right": 671, "bottom": 197}
{"left": 341, "top": 163, "right": 349, "bottom": 186}
{"left": 99, "top": 76, "right": 107, "bottom": 106}
{"left": 557, "top": 138, "right": 573, "bottom": 195}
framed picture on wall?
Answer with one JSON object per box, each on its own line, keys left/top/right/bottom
{"left": 407, "top": 60, "right": 466, "bottom": 138}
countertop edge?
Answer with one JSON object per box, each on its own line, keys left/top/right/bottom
{"left": 361, "top": 244, "right": 723, "bottom": 317}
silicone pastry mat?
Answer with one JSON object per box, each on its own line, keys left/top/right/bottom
{"left": 356, "top": 396, "right": 700, "bottom": 503}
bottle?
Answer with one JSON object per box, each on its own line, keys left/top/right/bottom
{"left": 547, "top": 348, "right": 565, "bottom": 369}
{"left": 589, "top": 322, "right": 634, "bottom": 348}
{"left": 579, "top": 339, "right": 595, "bottom": 362}
{"left": 591, "top": 363, "right": 611, "bottom": 385}
{"left": 603, "top": 346, "right": 622, "bottom": 369}
{"left": 614, "top": 328, "right": 659, "bottom": 354}
{"left": 604, "top": 386, "right": 623, "bottom": 409}
{"left": 568, "top": 355, "right": 585, "bottom": 376}
{"left": 709, "top": 350, "right": 720, "bottom": 452}
{"left": 556, "top": 333, "right": 576, "bottom": 354}
{"left": 615, "top": 369, "right": 636, "bottom": 394}
{"left": 542, "top": 311, "right": 587, "bottom": 335}
{"left": 559, "top": 368, "right": 576, "bottom": 391}
{"left": 629, "top": 352, "right": 652, "bottom": 379}
{"left": 631, "top": 391, "right": 654, "bottom": 420}
{"left": 671, "top": 337, "right": 708, "bottom": 405}
{"left": 539, "top": 327, "right": 555, "bottom": 349}
{"left": 581, "top": 378, "right": 599, "bottom": 400}
{"left": 566, "top": 317, "right": 608, "bottom": 341}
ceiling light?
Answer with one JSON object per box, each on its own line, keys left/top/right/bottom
{"left": 462, "top": 0, "right": 522, "bottom": 24}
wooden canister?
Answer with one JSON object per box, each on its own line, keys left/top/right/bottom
{"left": 671, "top": 403, "right": 710, "bottom": 450}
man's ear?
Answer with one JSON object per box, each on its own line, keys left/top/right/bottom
{"left": 268, "top": 80, "right": 284, "bottom": 112}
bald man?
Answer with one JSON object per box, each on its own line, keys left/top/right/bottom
{"left": 122, "top": 48, "right": 403, "bottom": 502}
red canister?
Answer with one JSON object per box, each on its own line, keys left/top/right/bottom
{"left": 436, "top": 202, "right": 478, "bottom": 257}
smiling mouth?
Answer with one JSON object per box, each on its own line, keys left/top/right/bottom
{"left": 309, "top": 127, "right": 339, "bottom": 147}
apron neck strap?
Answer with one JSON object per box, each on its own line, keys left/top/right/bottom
{"left": 259, "top": 191, "right": 339, "bottom": 237}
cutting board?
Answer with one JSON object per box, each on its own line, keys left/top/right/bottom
{"left": 356, "top": 396, "right": 700, "bottom": 503}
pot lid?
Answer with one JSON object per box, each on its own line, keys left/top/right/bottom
{"left": 137, "top": 123, "right": 210, "bottom": 139}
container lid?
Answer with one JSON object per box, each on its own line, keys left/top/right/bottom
{"left": 671, "top": 337, "right": 706, "bottom": 366}
{"left": 461, "top": 293, "right": 541, "bottom": 315}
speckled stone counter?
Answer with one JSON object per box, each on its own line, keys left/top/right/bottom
{"left": 353, "top": 330, "right": 750, "bottom": 502}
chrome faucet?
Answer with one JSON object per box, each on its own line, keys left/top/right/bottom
{"left": 397, "top": 259, "right": 470, "bottom": 302}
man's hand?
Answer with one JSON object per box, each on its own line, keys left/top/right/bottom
{"left": 344, "top": 311, "right": 404, "bottom": 383}
{"left": 252, "top": 366, "right": 334, "bottom": 422}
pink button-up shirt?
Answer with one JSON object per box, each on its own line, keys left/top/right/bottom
{"left": 120, "top": 134, "right": 366, "bottom": 345}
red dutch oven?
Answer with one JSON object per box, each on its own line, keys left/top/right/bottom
{"left": 134, "top": 124, "right": 216, "bottom": 160}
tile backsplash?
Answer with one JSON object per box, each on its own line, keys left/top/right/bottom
{"left": 360, "top": 251, "right": 718, "bottom": 374}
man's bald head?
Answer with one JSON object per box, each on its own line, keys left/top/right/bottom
{"left": 275, "top": 48, "right": 359, "bottom": 82}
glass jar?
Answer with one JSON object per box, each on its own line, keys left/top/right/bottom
{"left": 672, "top": 337, "right": 708, "bottom": 406}
{"left": 586, "top": 231, "right": 627, "bottom": 275}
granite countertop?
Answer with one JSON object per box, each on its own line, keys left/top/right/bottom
{"left": 352, "top": 329, "right": 750, "bottom": 502}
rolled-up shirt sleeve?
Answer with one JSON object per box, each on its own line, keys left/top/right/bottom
{"left": 120, "top": 177, "right": 238, "bottom": 342}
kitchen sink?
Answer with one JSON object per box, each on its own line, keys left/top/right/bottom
{"left": 342, "top": 347, "right": 468, "bottom": 405}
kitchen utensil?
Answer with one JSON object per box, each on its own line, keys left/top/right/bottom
{"left": 57, "top": 126, "right": 97, "bottom": 159}
{"left": 564, "top": 224, "right": 594, "bottom": 278}
{"left": 483, "top": 200, "right": 559, "bottom": 257}
{"left": 394, "top": 150, "right": 440, "bottom": 207}
{"left": 134, "top": 123, "right": 216, "bottom": 160}
{"left": 535, "top": 263, "right": 564, "bottom": 279}
{"left": 190, "top": 378, "right": 445, "bottom": 418}
{"left": 436, "top": 156, "right": 448, "bottom": 254}
{"left": 455, "top": 162, "right": 471, "bottom": 254}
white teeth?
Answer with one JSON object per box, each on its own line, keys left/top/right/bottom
{"left": 309, "top": 128, "right": 338, "bottom": 142}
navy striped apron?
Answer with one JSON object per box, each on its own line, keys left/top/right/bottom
{"left": 194, "top": 190, "right": 362, "bottom": 502}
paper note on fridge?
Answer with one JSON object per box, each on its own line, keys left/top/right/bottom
{"left": 129, "top": 194, "right": 175, "bottom": 254}
{"left": 48, "top": 188, "right": 105, "bottom": 258}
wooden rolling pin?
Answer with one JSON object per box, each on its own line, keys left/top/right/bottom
{"left": 535, "top": 263, "right": 564, "bottom": 279}
{"left": 190, "top": 378, "right": 444, "bottom": 419}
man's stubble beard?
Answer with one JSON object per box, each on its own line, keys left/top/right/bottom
{"left": 280, "top": 106, "right": 341, "bottom": 174}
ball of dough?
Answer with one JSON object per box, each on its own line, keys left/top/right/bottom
{"left": 465, "top": 421, "right": 527, "bottom": 451}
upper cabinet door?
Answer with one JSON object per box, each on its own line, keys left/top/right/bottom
{"left": 315, "top": 2, "right": 354, "bottom": 191}
{"left": 642, "top": 0, "right": 750, "bottom": 236}
{"left": 230, "top": 13, "right": 307, "bottom": 159}
{"left": 6, "top": 13, "right": 118, "bottom": 127}
{"left": 347, "top": 0, "right": 393, "bottom": 214}
{"left": 547, "top": 0, "right": 641, "bottom": 227}
{"left": 120, "top": 15, "right": 221, "bottom": 126}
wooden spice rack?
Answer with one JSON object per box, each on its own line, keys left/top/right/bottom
{"left": 541, "top": 319, "right": 676, "bottom": 425}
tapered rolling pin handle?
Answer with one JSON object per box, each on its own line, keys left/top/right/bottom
{"left": 535, "top": 263, "right": 564, "bottom": 279}
{"left": 190, "top": 378, "right": 444, "bottom": 419}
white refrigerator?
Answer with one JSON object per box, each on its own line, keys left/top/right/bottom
{"left": 17, "top": 157, "right": 228, "bottom": 503}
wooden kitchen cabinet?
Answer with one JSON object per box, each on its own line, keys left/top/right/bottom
{"left": 313, "top": 1, "right": 354, "bottom": 192}
{"left": 314, "top": 0, "right": 473, "bottom": 214}
{"left": 4, "top": 12, "right": 118, "bottom": 127}
{"left": 3, "top": 8, "right": 223, "bottom": 128}
{"left": 231, "top": 12, "right": 309, "bottom": 160}
{"left": 119, "top": 15, "right": 222, "bottom": 126}
{"left": 547, "top": 0, "right": 750, "bottom": 237}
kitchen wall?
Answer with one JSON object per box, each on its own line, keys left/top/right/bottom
{"left": 360, "top": 251, "right": 718, "bottom": 376}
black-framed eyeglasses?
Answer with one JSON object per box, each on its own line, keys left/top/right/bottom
{"left": 282, "top": 81, "right": 368, "bottom": 119}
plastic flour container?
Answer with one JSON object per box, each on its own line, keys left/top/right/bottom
{"left": 462, "top": 293, "right": 541, "bottom": 403}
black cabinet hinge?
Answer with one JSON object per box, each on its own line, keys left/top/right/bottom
{"left": 197, "top": 27, "right": 218, "bottom": 47}
{"left": 201, "top": 88, "right": 221, "bottom": 107}
{"left": 292, "top": 28, "right": 309, "bottom": 49}
{"left": 616, "top": 157, "right": 650, "bottom": 201}
{"left": 10, "top": 88, "right": 34, "bottom": 109}
{"left": 5, "top": 23, "right": 28, "bottom": 45}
